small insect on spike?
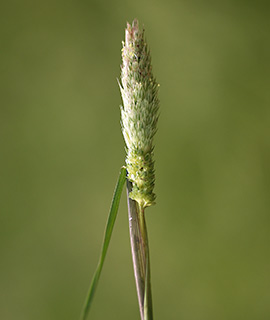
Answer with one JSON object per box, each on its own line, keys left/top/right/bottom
{"left": 120, "top": 19, "right": 160, "bottom": 209}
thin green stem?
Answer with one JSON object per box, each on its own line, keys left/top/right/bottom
{"left": 127, "top": 180, "right": 153, "bottom": 320}
{"left": 138, "top": 205, "right": 153, "bottom": 320}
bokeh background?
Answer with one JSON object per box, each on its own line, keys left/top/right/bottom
{"left": 1, "top": 0, "right": 270, "bottom": 319}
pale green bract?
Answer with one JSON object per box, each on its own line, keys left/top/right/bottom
{"left": 120, "top": 19, "right": 159, "bottom": 209}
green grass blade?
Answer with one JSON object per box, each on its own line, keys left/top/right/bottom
{"left": 80, "top": 167, "right": 126, "bottom": 320}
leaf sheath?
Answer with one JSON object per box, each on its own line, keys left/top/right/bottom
{"left": 127, "top": 179, "right": 153, "bottom": 320}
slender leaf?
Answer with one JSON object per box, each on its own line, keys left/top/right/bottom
{"left": 81, "top": 167, "right": 126, "bottom": 320}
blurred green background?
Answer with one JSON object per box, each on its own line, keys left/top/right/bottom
{"left": 1, "top": 0, "right": 270, "bottom": 319}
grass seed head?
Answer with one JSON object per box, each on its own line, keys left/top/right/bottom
{"left": 120, "top": 19, "right": 159, "bottom": 208}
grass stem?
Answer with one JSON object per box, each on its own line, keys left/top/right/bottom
{"left": 127, "top": 180, "right": 153, "bottom": 320}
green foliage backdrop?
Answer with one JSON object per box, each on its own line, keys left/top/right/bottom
{"left": 1, "top": 1, "right": 269, "bottom": 319}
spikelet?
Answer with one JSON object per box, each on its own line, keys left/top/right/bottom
{"left": 119, "top": 19, "right": 159, "bottom": 209}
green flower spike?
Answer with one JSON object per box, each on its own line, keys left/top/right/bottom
{"left": 81, "top": 20, "right": 158, "bottom": 320}
{"left": 120, "top": 19, "right": 160, "bottom": 209}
